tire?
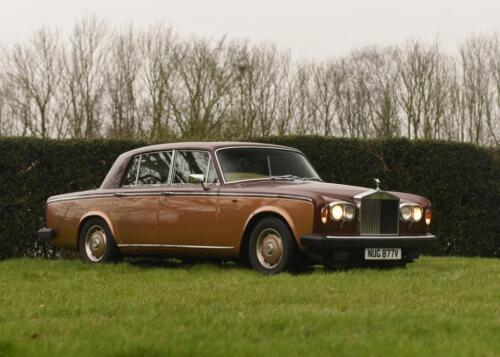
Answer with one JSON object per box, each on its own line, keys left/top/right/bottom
{"left": 248, "top": 217, "right": 300, "bottom": 275}
{"left": 78, "top": 217, "right": 121, "bottom": 264}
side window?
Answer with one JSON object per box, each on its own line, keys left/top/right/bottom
{"left": 137, "top": 151, "right": 172, "bottom": 186}
{"left": 206, "top": 159, "right": 219, "bottom": 184}
{"left": 172, "top": 151, "right": 218, "bottom": 184}
{"left": 122, "top": 156, "right": 140, "bottom": 186}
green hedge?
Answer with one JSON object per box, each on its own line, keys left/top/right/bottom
{"left": 0, "top": 136, "right": 498, "bottom": 259}
{"left": 0, "top": 138, "right": 145, "bottom": 259}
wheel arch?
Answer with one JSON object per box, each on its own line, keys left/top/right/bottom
{"left": 77, "top": 211, "right": 117, "bottom": 249}
{"left": 239, "top": 207, "right": 298, "bottom": 257}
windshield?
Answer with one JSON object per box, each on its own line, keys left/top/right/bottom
{"left": 216, "top": 148, "right": 321, "bottom": 183}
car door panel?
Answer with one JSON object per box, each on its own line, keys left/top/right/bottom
{"left": 158, "top": 187, "right": 221, "bottom": 248}
{"left": 157, "top": 149, "right": 231, "bottom": 254}
{"left": 111, "top": 193, "right": 159, "bottom": 245}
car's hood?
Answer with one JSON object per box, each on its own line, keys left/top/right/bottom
{"left": 225, "top": 180, "right": 430, "bottom": 206}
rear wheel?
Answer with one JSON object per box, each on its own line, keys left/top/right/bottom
{"left": 248, "top": 217, "right": 300, "bottom": 274}
{"left": 78, "top": 218, "right": 121, "bottom": 263}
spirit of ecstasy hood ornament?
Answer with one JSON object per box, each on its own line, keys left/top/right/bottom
{"left": 374, "top": 178, "right": 381, "bottom": 190}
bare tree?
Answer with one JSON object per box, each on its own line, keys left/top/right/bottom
{"left": 397, "top": 41, "right": 451, "bottom": 140}
{"left": 0, "top": 72, "right": 6, "bottom": 136}
{"left": 105, "top": 25, "right": 141, "bottom": 139}
{"left": 139, "top": 24, "right": 177, "bottom": 140}
{"left": 486, "top": 34, "right": 500, "bottom": 145}
{"left": 3, "top": 27, "right": 61, "bottom": 138}
{"left": 0, "top": 16, "right": 498, "bottom": 146}
{"left": 231, "top": 43, "right": 290, "bottom": 137}
{"left": 349, "top": 47, "right": 400, "bottom": 139}
{"left": 164, "top": 37, "right": 235, "bottom": 139}
{"left": 64, "top": 16, "right": 108, "bottom": 138}
{"left": 334, "top": 59, "right": 371, "bottom": 138}
{"left": 459, "top": 35, "right": 497, "bottom": 145}
{"left": 289, "top": 62, "right": 316, "bottom": 135}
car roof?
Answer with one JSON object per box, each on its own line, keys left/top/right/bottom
{"left": 122, "top": 141, "right": 301, "bottom": 157}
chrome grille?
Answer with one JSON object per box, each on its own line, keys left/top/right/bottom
{"left": 360, "top": 192, "right": 399, "bottom": 235}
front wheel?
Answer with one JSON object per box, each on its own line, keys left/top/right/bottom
{"left": 78, "top": 218, "right": 121, "bottom": 263}
{"left": 248, "top": 217, "right": 300, "bottom": 274}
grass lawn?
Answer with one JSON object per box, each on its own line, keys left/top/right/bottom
{"left": 0, "top": 257, "right": 499, "bottom": 356}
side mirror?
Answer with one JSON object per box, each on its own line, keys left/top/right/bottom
{"left": 188, "top": 174, "right": 207, "bottom": 190}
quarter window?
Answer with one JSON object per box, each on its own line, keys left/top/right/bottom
{"left": 172, "top": 151, "right": 218, "bottom": 184}
{"left": 206, "top": 160, "right": 219, "bottom": 184}
{"left": 122, "top": 156, "right": 140, "bottom": 186}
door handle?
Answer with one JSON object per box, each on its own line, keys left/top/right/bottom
{"left": 113, "top": 192, "right": 126, "bottom": 197}
{"left": 161, "top": 192, "right": 171, "bottom": 196}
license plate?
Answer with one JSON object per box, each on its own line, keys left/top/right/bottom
{"left": 364, "top": 248, "right": 402, "bottom": 260}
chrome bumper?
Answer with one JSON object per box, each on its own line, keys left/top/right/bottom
{"left": 301, "top": 234, "right": 437, "bottom": 249}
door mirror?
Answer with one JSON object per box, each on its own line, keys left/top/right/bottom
{"left": 188, "top": 174, "right": 207, "bottom": 190}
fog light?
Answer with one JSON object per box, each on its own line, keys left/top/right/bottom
{"left": 425, "top": 209, "right": 432, "bottom": 225}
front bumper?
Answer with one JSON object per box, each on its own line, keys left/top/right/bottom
{"left": 301, "top": 234, "right": 436, "bottom": 265}
{"left": 301, "top": 234, "right": 437, "bottom": 249}
{"left": 38, "top": 227, "right": 56, "bottom": 242}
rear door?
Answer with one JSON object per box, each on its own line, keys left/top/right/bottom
{"left": 111, "top": 151, "right": 172, "bottom": 245}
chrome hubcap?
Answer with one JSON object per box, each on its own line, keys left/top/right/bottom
{"left": 256, "top": 228, "right": 283, "bottom": 269}
{"left": 85, "top": 225, "right": 107, "bottom": 262}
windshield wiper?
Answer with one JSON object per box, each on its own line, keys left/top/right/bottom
{"left": 269, "top": 175, "right": 302, "bottom": 181}
{"left": 269, "top": 175, "right": 322, "bottom": 182}
{"left": 302, "top": 176, "right": 322, "bottom": 182}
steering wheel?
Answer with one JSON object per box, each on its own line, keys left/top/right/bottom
{"left": 138, "top": 174, "right": 160, "bottom": 184}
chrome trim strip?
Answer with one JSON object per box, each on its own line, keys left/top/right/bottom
{"left": 325, "top": 234, "right": 436, "bottom": 239}
{"left": 47, "top": 191, "right": 313, "bottom": 203}
{"left": 206, "top": 154, "right": 211, "bottom": 184}
{"left": 114, "top": 192, "right": 164, "bottom": 197}
{"left": 47, "top": 194, "right": 115, "bottom": 203}
{"left": 117, "top": 243, "right": 234, "bottom": 249}
{"left": 167, "top": 149, "right": 175, "bottom": 186}
{"left": 134, "top": 154, "right": 142, "bottom": 186}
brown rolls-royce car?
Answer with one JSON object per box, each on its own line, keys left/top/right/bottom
{"left": 38, "top": 142, "right": 436, "bottom": 274}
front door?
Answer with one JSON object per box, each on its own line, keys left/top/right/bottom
{"left": 158, "top": 150, "right": 226, "bottom": 251}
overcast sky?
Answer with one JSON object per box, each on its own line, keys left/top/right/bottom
{"left": 0, "top": 0, "right": 498, "bottom": 59}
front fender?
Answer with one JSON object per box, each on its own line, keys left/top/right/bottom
{"left": 242, "top": 199, "right": 315, "bottom": 248}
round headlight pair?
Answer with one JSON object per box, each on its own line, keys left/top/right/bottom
{"left": 400, "top": 204, "right": 423, "bottom": 222}
{"left": 329, "top": 203, "right": 355, "bottom": 222}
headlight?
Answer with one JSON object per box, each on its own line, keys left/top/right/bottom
{"left": 400, "top": 204, "right": 424, "bottom": 222}
{"left": 400, "top": 205, "right": 412, "bottom": 221}
{"left": 329, "top": 202, "right": 355, "bottom": 221}
{"left": 343, "top": 204, "right": 355, "bottom": 220}
{"left": 330, "top": 204, "right": 344, "bottom": 221}
{"left": 412, "top": 206, "right": 423, "bottom": 222}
